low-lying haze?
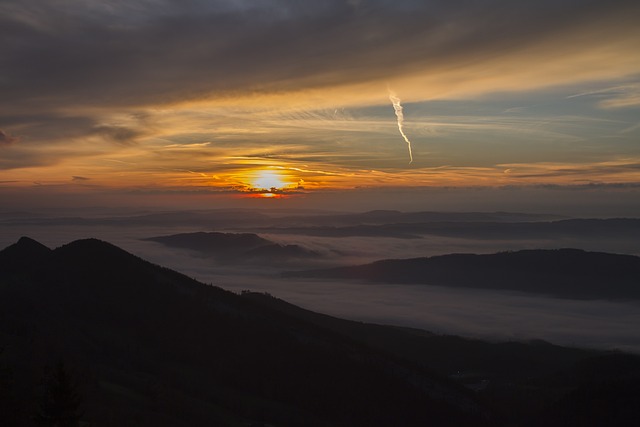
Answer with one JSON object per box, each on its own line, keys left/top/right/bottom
{"left": 2, "top": 208, "right": 639, "bottom": 353}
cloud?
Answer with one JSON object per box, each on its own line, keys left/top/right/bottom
{"left": 599, "top": 86, "right": 640, "bottom": 109}
{"left": 0, "top": 114, "right": 152, "bottom": 170}
{"left": 0, "top": 129, "right": 19, "bottom": 146}
{"left": 1, "top": 0, "right": 639, "bottom": 195}
{"left": 498, "top": 159, "right": 640, "bottom": 182}
{"left": 568, "top": 84, "right": 640, "bottom": 109}
{"left": 1, "top": 0, "right": 638, "bottom": 115}
{"left": 71, "top": 176, "right": 90, "bottom": 181}
{"left": 92, "top": 126, "right": 143, "bottom": 145}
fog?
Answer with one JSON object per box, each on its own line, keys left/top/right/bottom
{"left": 215, "top": 276, "right": 640, "bottom": 353}
{"left": 2, "top": 213, "right": 640, "bottom": 353}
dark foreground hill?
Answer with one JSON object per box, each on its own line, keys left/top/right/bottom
{"left": 285, "top": 248, "right": 640, "bottom": 300}
{"left": 0, "top": 237, "right": 482, "bottom": 427}
{"left": 242, "top": 292, "right": 640, "bottom": 426}
{"left": 2, "top": 238, "right": 640, "bottom": 426}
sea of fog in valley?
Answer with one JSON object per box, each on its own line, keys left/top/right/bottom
{"left": 1, "top": 208, "right": 639, "bottom": 353}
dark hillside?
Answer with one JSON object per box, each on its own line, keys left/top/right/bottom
{"left": 248, "top": 217, "right": 640, "bottom": 239}
{"left": 243, "top": 292, "right": 640, "bottom": 426}
{"left": 286, "top": 248, "right": 640, "bottom": 299}
{"left": 3, "top": 238, "right": 639, "bottom": 426}
{"left": 0, "top": 237, "right": 483, "bottom": 427}
{"left": 0, "top": 236, "right": 52, "bottom": 273}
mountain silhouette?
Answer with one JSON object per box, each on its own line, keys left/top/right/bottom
{"left": 249, "top": 217, "right": 640, "bottom": 240}
{"left": 271, "top": 210, "right": 563, "bottom": 227}
{"left": 0, "top": 237, "right": 482, "bottom": 426}
{"left": 144, "top": 231, "right": 318, "bottom": 262}
{"left": 285, "top": 248, "right": 640, "bottom": 299}
{"left": 2, "top": 238, "right": 639, "bottom": 426}
{"left": 0, "top": 236, "right": 52, "bottom": 272}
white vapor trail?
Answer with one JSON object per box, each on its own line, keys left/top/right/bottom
{"left": 388, "top": 89, "right": 413, "bottom": 163}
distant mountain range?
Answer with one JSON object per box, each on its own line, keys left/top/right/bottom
{"left": 267, "top": 210, "right": 565, "bottom": 227}
{"left": 144, "top": 231, "right": 318, "bottom": 262}
{"left": 248, "top": 218, "right": 640, "bottom": 240}
{"left": 285, "top": 248, "right": 640, "bottom": 300}
{"left": 0, "top": 209, "right": 563, "bottom": 229}
{"left": 1, "top": 237, "right": 639, "bottom": 426}
{"left": 0, "top": 210, "right": 273, "bottom": 228}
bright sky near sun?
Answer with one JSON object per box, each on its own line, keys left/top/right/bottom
{"left": 1, "top": 0, "right": 640, "bottom": 210}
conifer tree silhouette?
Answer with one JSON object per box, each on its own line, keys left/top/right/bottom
{"left": 36, "top": 362, "right": 83, "bottom": 427}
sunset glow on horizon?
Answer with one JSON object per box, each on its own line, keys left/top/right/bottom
{"left": 1, "top": 1, "right": 639, "bottom": 211}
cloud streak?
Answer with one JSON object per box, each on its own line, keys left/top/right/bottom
{"left": 388, "top": 89, "right": 413, "bottom": 163}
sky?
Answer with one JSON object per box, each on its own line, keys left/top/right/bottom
{"left": 1, "top": 0, "right": 640, "bottom": 212}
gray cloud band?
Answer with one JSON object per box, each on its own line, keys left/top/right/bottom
{"left": 1, "top": 0, "right": 638, "bottom": 112}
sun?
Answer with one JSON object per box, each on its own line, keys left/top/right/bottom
{"left": 252, "top": 170, "right": 286, "bottom": 191}
{"left": 245, "top": 169, "right": 299, "bottom": 198}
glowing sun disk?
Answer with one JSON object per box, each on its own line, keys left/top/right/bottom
{"left": 252, "top": 170, "right": 286, "bottom": 190}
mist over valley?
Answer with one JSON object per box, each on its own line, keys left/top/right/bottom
{"left": 2, "top": 208, "right": 639, "bottom": 353}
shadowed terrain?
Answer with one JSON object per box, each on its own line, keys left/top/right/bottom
{"left": 144, "top": 231, "right": 318, "bottom": 263}
{"left": 1, "top": 237, "right": 639, "bottom": 426}
{"left": 248, "top": 218, "right": 640, "bottom": 240}
{"left": 285, "top": 248, "right": 640, "bottom": 300}
{"left": 0, "top": 237, "right": 482, "bottom": 426}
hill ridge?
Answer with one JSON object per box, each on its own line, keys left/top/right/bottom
{"left": 0, "top": 236, "right": 484, "bottom": 426}
{"left": 285, "top": 248, "right": 640, "bottom": 300}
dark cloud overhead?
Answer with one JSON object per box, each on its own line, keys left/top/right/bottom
{"left": 1, "top": 0, "right": 638, "bottom": 112}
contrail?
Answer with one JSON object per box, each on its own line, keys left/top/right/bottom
{"left": 388, "top": 89, "right": 413, "bottom": 163}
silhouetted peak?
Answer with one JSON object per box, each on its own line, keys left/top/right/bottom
{"left": 57, "top": 237, "right": 116, "bottom": 250}
{"left": 50, "top": 239, "right": 155, "bottom": 274}
{"left": 1, "top": 236, "right": 51, "bottom": 257}
{"left": 17, "top": 236, "right": 50, "bottom": 249}
{"left": 8, "top": 236, "right": 39, "bottom": 248}
{"left": 54, "top": 238, "right": 137, "bottom": 261}
{"left": 0, "top": 236, "right": 52, "bottom": 271}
